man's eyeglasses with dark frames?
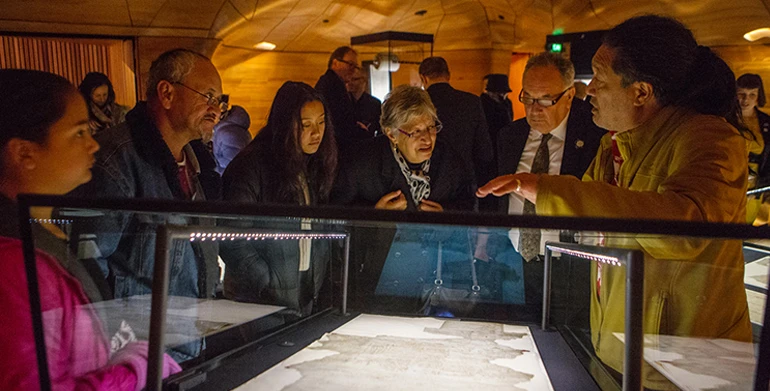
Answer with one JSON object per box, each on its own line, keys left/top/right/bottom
{"left": 337, "top": 59, "right": 362, "bottom": 70}
{"left": 397, "top": 123, "right": 443, "bottom": 138}
{"left": 518, "top": 87, "right": 572, "bottom": 107}
{"left": 174, "top": 82, "right": 229, "bottom": 113}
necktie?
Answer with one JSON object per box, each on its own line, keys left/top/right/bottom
{"left": 519, "top": 133, "right": 552, "bottom": 262}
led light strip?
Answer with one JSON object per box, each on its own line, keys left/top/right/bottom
{"left": 189, "top": 232, "right": 347, "bottom": 241}
{"left": 29, "top": 218, "right": 73, "bottom": 225}
{"left": 546, "top": 246, "right": 623, "bottom": 266}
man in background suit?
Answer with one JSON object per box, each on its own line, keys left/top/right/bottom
{"left": 419, "top": 57, "right": 493, "bottom": 191}
{"left": 495, "top": 52, "right": 605, "bottom": 322}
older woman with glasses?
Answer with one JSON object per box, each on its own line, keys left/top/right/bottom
{"left": 332, "top": 85, "right": 478, "bottom": 315}
{"left": 332, "top": 84, "right": 475, "bottom": 212}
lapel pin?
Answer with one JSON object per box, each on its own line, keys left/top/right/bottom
{"left": 575, "top": 139, "right": 584, "bottom": 148}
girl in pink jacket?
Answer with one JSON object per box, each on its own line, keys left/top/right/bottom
{"left": 0, "top": 69, "right": 180, "bottom": 390}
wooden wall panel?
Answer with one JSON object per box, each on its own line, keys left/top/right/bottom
{"left": 213, "top": 47, "right": 330, "bottom": 134}
{"left": 0, "top": 35, "right": 136, "bottom": 107}
{"left": 211, "top": 46, "right": 515, "bottom": 135}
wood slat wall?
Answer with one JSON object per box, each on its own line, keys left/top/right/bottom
{"left": 0, "top": 35, "right": 137, "bottom": 107}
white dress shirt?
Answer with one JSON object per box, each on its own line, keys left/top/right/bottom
{"left": 508, "top": 113, "right": 569, "bottom": 255}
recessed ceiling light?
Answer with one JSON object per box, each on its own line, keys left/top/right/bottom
{"left": 415, "top": 10, "right": 427, "bottom": 16}
{"left": 254, "top": 41, "right": 276, "bottom": 50}
{"left": 744, "top": 28, "right": 770, "bottom": 42}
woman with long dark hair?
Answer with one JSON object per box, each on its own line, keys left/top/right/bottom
{"left": 219, "top": 81, "right": 337, "bottom": 314}
{"left": 77, "top": 72, "right": 129, "bottom": 135}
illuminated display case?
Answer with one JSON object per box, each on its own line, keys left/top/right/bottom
{"left": 17, "top": 195, "right": 770, "bottom": 391}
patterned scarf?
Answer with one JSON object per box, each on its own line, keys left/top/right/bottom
{"left": 391, "top": 144, "right": 431, "bottom": 205}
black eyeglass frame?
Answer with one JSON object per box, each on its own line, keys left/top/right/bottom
{"left": 174, "top": 82, "right": 229, "bottom": 113}
{"left": 518, "top": 87, "right": 572, "bottom": 107}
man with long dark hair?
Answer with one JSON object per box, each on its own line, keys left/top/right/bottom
{"left": 479, "top": 15, "right": 752, "bottom": 389}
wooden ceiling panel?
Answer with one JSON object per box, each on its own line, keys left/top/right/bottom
{"left": 289, "top": 0, "right": 334, "bottom": 17}
{"left": 210, "top": 2, "right": 249, "bottom": 39}
{"left": 149, "top": 0, "right": 227, "bottom": 29}
{"left": 221, "top": 17, "right": 285, "bottom": 48}
{"left": 127, "top": 0, "right": 167, "bottom": 27}
{"left": 265, "top": 15, "right": 322, "bottom": 50}
{"left": 434, "top": 3, "right": 491, "bottom": 50}
{"left": 2, "top": 0, "right": 770, "bottom": 53}
{"left": 251, "top": 0, "right": 299, "bottom": 18}
{"left": 0, "top": 0, "right": 131, "bottom": 25}
{"left": 228, "top": 0, "right": 260, "bottom": 19}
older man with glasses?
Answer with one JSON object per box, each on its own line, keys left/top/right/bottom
{"left": 485, "top": 52, "right": 605, "bottom": 319}
{"left": 315, "top": 46, "right": 366, "bottom": 155}
{"left": 70, "top": 48, "right": 224, "bottom": 299}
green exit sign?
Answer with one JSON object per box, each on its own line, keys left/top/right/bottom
{"left": 549, "top": 43, "right": 563, "bottom": 52}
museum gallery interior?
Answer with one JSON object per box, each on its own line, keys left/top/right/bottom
{"left": 1, "top": 1, "right": 770, "bottom": 390}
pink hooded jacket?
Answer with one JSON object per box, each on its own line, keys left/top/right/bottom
{"left": 0, "top": 237, "right": 180, "bottom": 390}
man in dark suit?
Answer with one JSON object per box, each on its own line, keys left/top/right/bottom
{"left": 346, "top": 67, "right": 382, "bottom": 137}
{"left": 419, "top": 57, "right": 493, "bottom": 189}
{"left": 315, "top": 46, "right": 365, "bottom": 155}
{"left": 494, "top": 52, "right": 605, "bottom": 323}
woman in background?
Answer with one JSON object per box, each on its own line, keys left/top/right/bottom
{"left": 0, "top": 69, "right": 179, "bottom": 390}
{"left": 78, "top": 72, "right": 129, "bottom": 135}
{"left": 219, "top": 81, "right": 337, "bottom": 315}
{"left": 737, "top": 73, "right": 770, "bottom": 224}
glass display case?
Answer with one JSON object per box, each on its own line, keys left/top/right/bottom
{"left": 16, "top": 195, "right": 770, "bottom": 391}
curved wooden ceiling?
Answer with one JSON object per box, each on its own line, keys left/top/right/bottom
{"left": 1, "top": 0, "right": 769, "bottom": 52}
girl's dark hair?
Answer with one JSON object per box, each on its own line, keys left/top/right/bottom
{"left": 254, "top": 81, "right": 337, "bottom": 203}
{"left": 604, "top": 15, "right": 745, "bottom": 131}
{"left": 737, "top": 73, "right": 766, "bottom": 107}
{"left": 78, "top": 71, "right": 116, "bottom": 106}
{"left": 1, "top": 69, "right": 78, "bottom": 174}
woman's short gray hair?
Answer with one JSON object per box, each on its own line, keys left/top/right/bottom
{"left": 146, "top": 49, "right": 209, "bottom": 99}
{"left": 380, "top": 85, "right": 438, "bottom": 137}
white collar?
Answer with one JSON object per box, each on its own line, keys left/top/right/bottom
{"left": 529, "top": 111, "right": 569, "bottom": 140}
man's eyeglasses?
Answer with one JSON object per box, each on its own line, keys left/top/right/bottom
{"left": 397, "top": 123, "right": 443, "bottom": 138}
{"left": 174, "top": 82, "right": 229, "bottom": 113}
{"left": 518, "top": 87, "right": 572, "bottom": 107}
{"left": 337, "top": 59, "right": 361, "bottom": 70}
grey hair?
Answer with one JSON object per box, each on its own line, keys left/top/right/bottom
{"left": 380, "top": 85, "right": 438, "bottom": 137}
{"left": 145, "top": 48, "right": 210, "bottom": 99}
{"left": 524, "top": 52, "right": 575, "bottom": 88}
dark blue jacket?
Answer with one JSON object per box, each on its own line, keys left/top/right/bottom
{"left": 69, "top": 102, "right": 221, "bottom": 299}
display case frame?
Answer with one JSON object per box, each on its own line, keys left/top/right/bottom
{"left": 16, "top": 194, "right": 770, "bottom": 391}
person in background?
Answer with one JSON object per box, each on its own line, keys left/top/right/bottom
{"left": 419, "top": 57, "right": 493, "bottom": 189}
{"left": 70, "top": 49, "right": 224, "bottom": 299}
{"left": 213, "top": 105, "right": 252, "bottom": 175}
{"left": 78, "top": 72, "right": 130, "bottom": 135}
{"left": 0, "top": 69, "right": 179, "bottom": 390}
{"left": 347, "top": 67, "right": 382, "bottom": 137}
{"left": 736, "top": 74, "right": 770, "bottom": 224}
{"left": 573, "top": 81, "right": 588, "bottom": 101}
{"left": 219, "top": 81, "right": 337, "bottom": 314}
{"left": 315, "top": 46, "right": 366, "bottom": 155}
{"left": 480, "top": 73, "right": 514, "bottom": 155}
{"left": 478, "top": 15, "right": 752, "bottom": 389}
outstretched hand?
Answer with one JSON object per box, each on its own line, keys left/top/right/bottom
{"left": 476, "top": 173, "right": 540, "bottom": 203}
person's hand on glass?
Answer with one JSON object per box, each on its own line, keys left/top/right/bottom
{"left": 477, "top": 173, "right": 540, "bottom": 203}
{"left": 418, "top": 199, "right": 443, "bottom": 212}
{"left": 375, "top": 190, "right": 407, "bottom": 210}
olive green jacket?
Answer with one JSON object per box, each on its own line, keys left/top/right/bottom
{"left": 537, "top": 106, "right": 752, "bottom": 390}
